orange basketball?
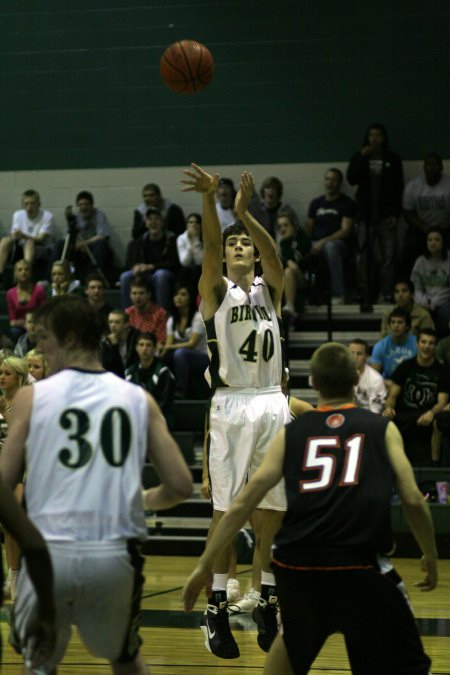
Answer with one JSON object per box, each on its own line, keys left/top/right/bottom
{"left": 160, "top": 40, "right": 214, "bottom": 95}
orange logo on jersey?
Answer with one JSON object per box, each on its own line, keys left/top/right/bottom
{"left": 326, "top": 413, "right": 345, "bottom": 428}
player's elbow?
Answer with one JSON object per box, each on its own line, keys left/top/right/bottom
{"left": 170, "top": 473, "right": 194, "bottom": 502}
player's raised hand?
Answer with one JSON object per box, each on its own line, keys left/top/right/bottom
{"left": 183, "top": 563, "right": 212, "bottom": 611}
{"left": 414, "top": 555, "right": 438, "bottom": 591}
{"left": 234, "top": 171, "right": 255, "bottom": 216}
{"left": 181, "top": 163, "right": 218, "bottom": 195}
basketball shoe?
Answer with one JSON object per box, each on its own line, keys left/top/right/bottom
{"left": 252, "top": 591, "right": 279, "bottom": 652}
{"left": 233, "top": 587, "right": 260, "bottom": 613}
{"left": 201, "top": 590, "right": 240, "bottom": 659}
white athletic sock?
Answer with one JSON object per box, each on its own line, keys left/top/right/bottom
{"left": 212, "top": 573, "right": 228, "bottom": 591}
{"left": 261, "top": 571, "right": 276, "bottom": 587}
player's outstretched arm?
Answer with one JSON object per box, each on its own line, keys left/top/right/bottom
{"left": 385, "top": 422, "right": 438, "bottom": 590}
{"left": 183, "top": 428, "right": 285, "bottom": 611}
{"left": 0, "top": 473, "right": 56, "bottom": 668}
{"left": 182, "top": 163, "right": 226, "bottom": 317}
{"left": 143, "top": 394, "right": 193, "bottom": 511}
{"left": 234, "top": 171, "right": 283, "bottom": 308}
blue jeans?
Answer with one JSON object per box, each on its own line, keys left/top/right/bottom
{"left": 120, "top": 269, "right": 174, "bottom": 309}
{"left": 173, "top": 348, "right": 209, "bottom": 395}
{"left": 321, "top": 240, "right": 349, "bottom": 297}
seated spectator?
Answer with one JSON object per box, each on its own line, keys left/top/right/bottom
{"left": 84, "top": 273, "right": 112, "bottom": 336}
{"left": 6, "top": 260, "right": 46, "bottom": 343}
{"left": 100, "top": 309, "right": 139, "bottom": 378}
{"left": 401, "top": 153, "right": 450, "bottom": 276}
{"left": 125, "top": 332, "right": 175, "bottom": 427}
{"left": 121, "top": 207, "right": 180, "bottom": 310}
{"left": 349, "top": 339, "right": 387, "bottom": 413}
{"left": 411, "top": 226, "right": 450, "bottom": 338}
{"left": 383, "top": 329, "right": 448, "bottom": 465}
{"left": 25, "top": 349, "right": 49, "bottom": 381}
{"left": 46, "top": 260, "right": 82, "bottom": 298}
{"left": 276, "top": 211, "right": 310, "bottom": 321}
{"left": 125, "top": 276, "right": 167, "bottom": 350}
{"left": 215, "top": 178, "right": 237, "bottom": 231}
{"left": 52, "top": 191, "right": 112, "bottom": 282}
{"left": 132, "top": 183, "right": 185, "bottom": 239}
{"left": 380, "top": 279, "right": 435, "bottom": 337}
{"left": 249, "top": 175, "right": 298, "bottom": 239}
{"left": 161, "top": 284, "right": 209, "bottom": 399}
{"left": 176, "top": 212, "right": 204, "bottom": 292}
{"left": 347, "top": 123, "right": 404, "bottom": 310}
{"left": 14, "top": 312, "right": 37, "bottom": 357}
{"left": 304, "top": 168, "right": 356, "bottom": 305}
{"left": 0, "top": 189, "right": 54, "bottom": 285}
{"left": 370, "top": 308, "right": 417, "bottom": 388}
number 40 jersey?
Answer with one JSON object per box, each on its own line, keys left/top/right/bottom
{"left": 25, "top": 368, "right": 149, "bottom": 542}
{"left": 203, "top": 277, "right": 284, "bottom": 390}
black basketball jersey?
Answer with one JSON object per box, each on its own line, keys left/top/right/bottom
{"left": 273, "top": 405, "right": 394, "bottom": 568}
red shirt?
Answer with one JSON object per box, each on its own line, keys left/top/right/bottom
{"left": 125, "top": 302, "right": 168, "bottom": 344}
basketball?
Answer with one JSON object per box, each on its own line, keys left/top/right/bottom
{"left": 160, "top": 40, "right": 214, "bottom": 95}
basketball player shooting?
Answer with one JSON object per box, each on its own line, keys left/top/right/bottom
{"left": 182, "top": 163, "right": 290, "bottom": 658}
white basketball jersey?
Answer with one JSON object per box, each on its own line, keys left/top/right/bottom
{"left": 25, "top": 368, "right": 149, "bottom": 542}
{"left": 203, "top": 276, "right": 283, "bottom": 389}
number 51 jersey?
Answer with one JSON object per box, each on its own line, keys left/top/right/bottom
{"left": 25, "top": 368, "right": 149, "bottom": 542}
{"left": 274, "top": 405, "right": 395, "bottom": 567}
{"left": 203, "top": 277, "right": 283, "bottom": 390}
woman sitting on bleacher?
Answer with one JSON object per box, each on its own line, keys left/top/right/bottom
{"left": 160, "top": 284, "right": 209, "bottom": 399}
{"left": 6, "top": 259, "right": 46, "bottom": 344}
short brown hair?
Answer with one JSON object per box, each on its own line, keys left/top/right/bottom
{"left": 310, "top": 342, "right": 357, "bottom": 399}
{"left": 34, "top": 295, "right": 102, "bottom": 352}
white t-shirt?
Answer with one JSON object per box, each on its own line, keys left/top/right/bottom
{"left": 355, "top": 364, "right": 387, "bottom": 414}
{"left": 166, "top": 311, "right": 207, "bottom": 353}
{"left": 11, "top": 208, "right": 54, "bottom": 244}
{"left": 403, "top": 174, "right": 450, "bottom": 228}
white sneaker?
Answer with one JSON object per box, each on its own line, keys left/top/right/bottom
{"left": 234, "top": 588, "right": 260, "bottom": 613}
{"left": 226, "top": 578, "right": 241, "bottom": 603}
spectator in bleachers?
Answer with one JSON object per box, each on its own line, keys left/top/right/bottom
{"left": 132, "top": 183, "right": 185, "bottom": 239}
{"left": 176, "top": 212, "right": 204, "bottom": 292}
{"left": 125, "top": 276, "right": 167, "bottom": 350}
{"left": 370, "top": 307, "right": 417, "bottom": 389}
{"left": 100, "top": 309, "right": 139, "bottom": 378}
{"left": 215, "top": 178, "right": 237, "bottom": 231}
{"left": 435, "top": 318, "right": 450, "bottom": 366}
{"left": 6, "top": 260, "right": 46, "bottom": 344}
{"left": 14, "top": 312, "right": 37, "bottom": 358}
{"left": 0, "top": 189, "right": 54, "bottom": 286}
{"left": 249, "top": 175, "right": 298, "bottom": 239}
{"left": 25, "top": 349, "right": 49, "bottom": 381}
{"left": 160, "top": 284, "right": 209, "bottom": 399}
{"left": 349, "top": 339, "right": 386, "bottom": 414}
{"left": 401, "top": 153, "right": 450, "bottom": 276}
{"left": 46, "top": 260, "right": 82, "bottom": 298}
{"left": 380, "top": 279, "right": 435, "bottom": 338}
{"left": 121, "top": 207, "right": 180, "bottom": 310}
{"left": 276, "top": 211, "right": 310, "bottom": 322}
{"left": 383, "top": 328, "right": 448, "bottom": 465}
{"left": 84, "top": 273, "right": 112, "bottom": 336}
{"left": 125, "top": 331, "right": 175, "bottom": 427}
{"left": 410, "top": 226, "right": 450, "bottom": 338}
{"left": 304, "top": 168, "right": 356, "bottom": 305}
{"left": 51, "top": 191, "right": 112, "bottom": 283}
{"left": 347, "top": 123, "right": 404, "bottom": 311}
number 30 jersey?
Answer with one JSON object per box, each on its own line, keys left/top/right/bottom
{"left": 203, "top": 277, "right": 284, "bottom": 390}
{"left": 25, "top": 368, "right": 149, "bottom": 542}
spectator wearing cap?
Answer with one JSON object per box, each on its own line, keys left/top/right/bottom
{"left": 215, "top": 178, "right": 237, "bottom": 231}
{"left": 120, "top": 207, "right": 180, "bottom": 309}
